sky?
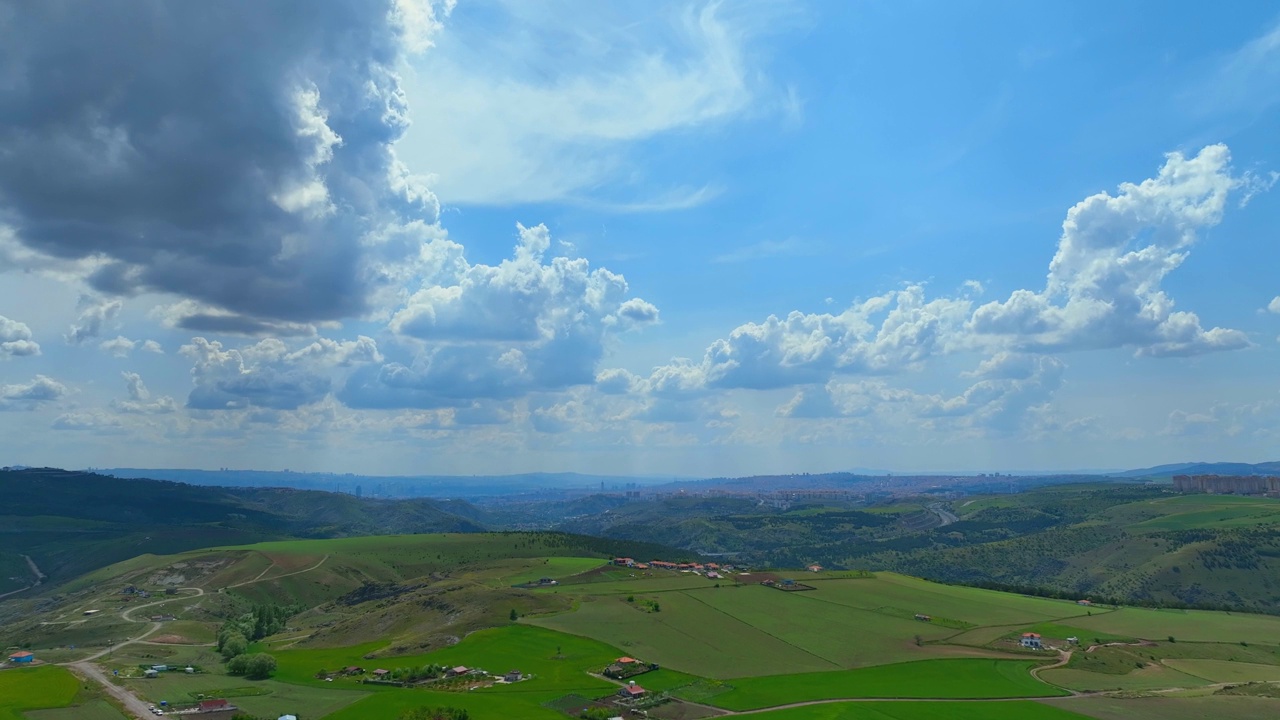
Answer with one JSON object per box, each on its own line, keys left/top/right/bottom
{"left": 1, "top": 0, "right": 1279, "bottom": 477}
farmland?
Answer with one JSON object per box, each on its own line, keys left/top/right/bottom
{"left": 8, "top": 531, "right": 1280, "bottom": 719}
{"left": 687, "top": 659, "right": 1064, "bottom": 710}
{"left": 0, "top": 666, "right": 81, "bottom": 720}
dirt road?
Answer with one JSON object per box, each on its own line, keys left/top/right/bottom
{"left": 224, "top": 554, "right": 329, "bottom": 589}
{"left": 61, "top": 586, "right": 206, "bottom": 718}
{"left": 66, "top": 660, "right": 157, "bottom": 719}
{"left": 0, "top": 554, "right": 46, "bottom": 600}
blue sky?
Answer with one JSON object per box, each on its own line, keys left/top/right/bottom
{"left": 1, "top": 0, "right": 1278, "bottom": 476}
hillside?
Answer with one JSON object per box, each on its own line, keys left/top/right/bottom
{"left": 12, "top": 533, "right": 1280, "bottom": 720}
{"left": 555, "top": 484, "right": 1280, "bottom": 614}
{"left": 0, "top": 468, "right": 484, "bottom": 590}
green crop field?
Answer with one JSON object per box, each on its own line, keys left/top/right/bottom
{"left": 682, "top": 659, "right": 1065, "bottom": 710}
{"left": 1162, "top": 658, "right": 1280, "bottom": 682}
{"left": 1040, "top": 664, "right": 1211, "bottom": 692}
{"left": 0, "top": 666, "right": 81, "bottom": 720}
{"left": 1067, "top": 606, "right": 1280, "bottom": 643}
{"left": 802, "top": 573, "right": 1088, "bottom": 627}
{"left": 24, "top": 700, "right": 127, "bottom": 720}
{"left": 529, "top": 589, "right": 844, "bottom": 677}
{"left": 741, "top": 701, "right": 1091, "bottom": 719}
{"left": 1044, "top": 695, "right": 1280, "bottom": 720}
{"left": 531, "top": 573, "right": 1100, "bottom": 678}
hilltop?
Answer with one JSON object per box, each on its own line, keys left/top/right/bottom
{"left": 0, "top": 467, "right": 485, "bottom": 592}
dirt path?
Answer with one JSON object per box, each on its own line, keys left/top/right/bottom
{"left": 1030, "top": 650, "right": 1073, "bottom": 688}
{"left": 60, "top": 587, "right": 207, "bottom": 718}
{"left": 66, "top": 660, "right": 156, "bottom": 719}
{"left": 225, "top": 554, "right": 329, "bottom": 589}
{"left": 0, "top": 554, "right": 46, "bottom": 600}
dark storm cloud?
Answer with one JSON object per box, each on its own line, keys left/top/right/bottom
{"left": 0, "top": 0, "right": 438, "bottom": 327}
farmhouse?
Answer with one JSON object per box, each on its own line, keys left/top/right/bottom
{"left": 1077, "top": 599, "right": 1093, "bottom": 606}
{"left": 504, "top": 669, "right": 523, "bottom": 682}
{"left": 342, "top": 666, "right": 364, "bottom": 675}
{"left": 1020, "top": 632, "right": 1043, "bottom": 649}
{"left": 617, "top": 683, "right": 647, "bottom": 699}
{"left": 198, "top": 699, "right": 235, "bottom": 713}
{"left": 151, "top": 614, "right": 176, "bottom": 621}
{"left": 7, "top": 651, "right": 34, "bottom": 664}
{"left": 372, "top": 669, "right": 390, "bottom": 677}
{"left": 914, "top": 614, "right": 932, "bottom": 622}
{"left": 447, "top": 666, "right": 470, "bottom": 677}
{"left": 807, "top": 564, "right": 823, "bottom": 572}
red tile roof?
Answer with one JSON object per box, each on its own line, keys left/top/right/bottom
{"left": 8, "top": 651, "right": 33, "bottom": 659}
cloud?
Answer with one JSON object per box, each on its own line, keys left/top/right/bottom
{"left": 397, "top": 0, "right": 798, "bottom": 205}
{"left": 142, "top": 340, "right": 164, "bottom": 354}
{"left": 112, "top": 372, "right": 177, "bottom": 415}
{"left": 99, "top": 336, "right": 137, "bottom": 358}
{"left": 596, "top": 368, "right": 645, "bottom": 395}
{"left": 0, "top": 375, "right": 68, "bottom": 410}
{"left": 0, "top": 315, "right": 40, "bottom": 359}
{"left": 51, "top": 411, "right": 125, "bottom": 432}
{"left": 0, "top": 0, "right": 446, "bottom": 329}
{"left": 970, "top": 145, "right": 1255, "bottom": 357}
{"left": 180, "top": 335, "right": 382, "bottom": 411}
{"left": 643, "top": 285, "right": 972, "bottom": 393}
{"left": 1267, "top": 296, "right": 1280, "bottom": 314}
{"left": 343, "top": 224, "right": 657, "bottom": 408}
{"left": 66, "top": 296, "right": 122, "bottom": 345}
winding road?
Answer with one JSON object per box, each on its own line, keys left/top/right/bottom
{"left": 63, "top": 587, "right": 204, "bottom": 719}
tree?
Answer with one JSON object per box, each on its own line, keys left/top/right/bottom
{"left": 220, "top": 632, "right": 248, "bottom": 661}
{"left": 228, "top": 653, "right": 277, "bottom": 680}
{"left": 509, "top": 608, "right": 518, "bottom": 621}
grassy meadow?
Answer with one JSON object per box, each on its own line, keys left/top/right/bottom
{"left": 0, "top": 666, "right": 81, "bottom": 720}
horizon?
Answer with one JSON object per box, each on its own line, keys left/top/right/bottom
{"left": 2, "top": 1, "right": 1279, "bottom": 476}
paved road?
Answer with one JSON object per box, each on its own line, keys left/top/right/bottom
{"left": 927, "top": 502, "right": 959, "bottom": 526}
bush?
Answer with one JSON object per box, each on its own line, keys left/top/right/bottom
{"left": 228, "top": 653, "right": 277, "bottom": 680}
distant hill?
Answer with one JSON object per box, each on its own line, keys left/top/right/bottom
{"left": 96, "top": 467, "right": 690, "bottom": 498}
{"left": 1113, "top": 461, "right": 1280, "bottom": 478}
{"left": 0, "top": 467, "right": 485, "bottom": 589}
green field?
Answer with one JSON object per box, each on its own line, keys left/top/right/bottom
{"left": 0, "top": 666, "right": 80, "bottom": 720}
{"left": 1067, "top": 606, "right": 1280, "bottom": 643}
{"left": 1121, "top": 495, "right": 1280, "bottom": 532}
{"left": 1162, "top": 658, "right": 1280, "bottom": 682}
{"left": 1044, "top": 695, "right": 1280, "bottom": 720}
{"left": 530, "top": 589, "right": 844, "bottom": 677}
{"left": 743, "top": 701, "right": 1091, "bottom": 719}
{"left": 1041, "top": 664, "right": 1211, "bottom": 692}
{"left": 687, "top": 659, "right": 1066, "bottom": 710}
{"left": 25, "top": 700, "right": 126, "bottom": 720}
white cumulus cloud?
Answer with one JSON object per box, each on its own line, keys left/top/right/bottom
{"left": 0, "top": 315, "right": 41, "bottom": 359}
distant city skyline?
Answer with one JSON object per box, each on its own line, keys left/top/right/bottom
{"left": 1, "top": 1, "right": 1278, "bottom": 476}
